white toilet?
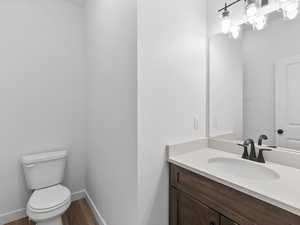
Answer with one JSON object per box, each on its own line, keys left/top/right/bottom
{"left": 22, "top": 150, "right": 71, "bottom": 225}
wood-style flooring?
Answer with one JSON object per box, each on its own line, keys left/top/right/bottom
{"left": 5, "top": 199, "right": 99, "bottom": 225}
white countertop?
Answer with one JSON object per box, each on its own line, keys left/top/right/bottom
{"left": 168, "top": 148, "right": 300, "bottom": 216}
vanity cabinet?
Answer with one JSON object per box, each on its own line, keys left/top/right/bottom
{"left": 169, "top": 164, "right": 300, "bottom": 225}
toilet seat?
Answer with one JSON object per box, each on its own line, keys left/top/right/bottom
{"left": 28, "top": 185, "right": 71, "bottom": 213}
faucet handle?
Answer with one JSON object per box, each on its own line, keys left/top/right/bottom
{"left": 257, "top": 148, "right": 272, "bottom": 163}
{"left": 237, "top": 143, "right": 246, "bottom": 147}
{"left": 237, "top": 144, "right": 249, "bottom": 159}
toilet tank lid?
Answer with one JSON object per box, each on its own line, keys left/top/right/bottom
{"left": 22, "top": 150, "right": 67, "bottom": 165}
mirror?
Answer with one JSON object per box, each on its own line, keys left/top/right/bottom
{"left": 209, "top": 12, "right": 300, "bottom": 150}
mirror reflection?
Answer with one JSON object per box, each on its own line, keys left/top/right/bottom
{"left": 209, "top": 14, "right": 300, "bottom": 150}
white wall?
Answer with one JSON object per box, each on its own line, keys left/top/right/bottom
{"left": 209, "top": 34, "right": 243, "bottom": 138}
{"left": 138, "top": 0, "right": 207, "bottom": 224}
{"left": 0, "top": 0, "right": 209, "bottom": 224}
{"left": 243, "top": 17, "right": 300, "bottom": 144}
{"left": 85, "top": 0, "right": 138, "bottom": 225}
{"left": 0, "top": 0, "right": 87, "bottom": 217}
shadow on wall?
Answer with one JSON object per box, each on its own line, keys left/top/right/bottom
{"left": 142, "top": 149, "right": 169, "bottom": 225}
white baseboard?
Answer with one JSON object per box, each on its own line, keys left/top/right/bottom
{"left": 71, "top": 189, "right": 86, "bottom": 201}
{"left": 84, "top": 190, "right": 107, "bottom": 225}
{"left": 0, "top": 208, "right": 26, "bottom": 225}
{"left": 0, "top": 189, "right": 87, "bottom": 225}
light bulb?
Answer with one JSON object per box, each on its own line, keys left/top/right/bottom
{"left": 231, "top": 25, "right": 241, "bottom": 39}
{"left": 280, "top": 0, "right": 289, "bottom": 5}
{"left": 254, "top": 15, "right": 267, "bottom": 30}
{"left": 245, "top": 0, "right": 258, "bottom": 25}
{"left": 286, "top": 9, "right": 299, "bottom": 19}
{"left": 285, "top": 0, "right": 299, "bottom": 11}
{"left": 222, "top": 17, "right": 231, "bottom": 34}
{"left": 246, "top": 3, "right": 258, "bottom": 17}
{"left": 248, "top": 16, "right": 256, "bottom": 24}
{"left": 221, "top": 9, "right": 231, "bottom": 34}
{"left": 281, "top": 0, "right": 299, "bottom": 20}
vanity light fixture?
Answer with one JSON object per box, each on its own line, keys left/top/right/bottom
{"left": 218, "top": 0, "right": 300, "bottom": 38}
{"left": 221, "top": 4, "right": 231, "bottom": 34}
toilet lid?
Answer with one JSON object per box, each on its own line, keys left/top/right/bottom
{"left": 29, "top": 185, "right": 71, "bottom": 211}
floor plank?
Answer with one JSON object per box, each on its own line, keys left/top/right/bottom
{"left": 62, "top": 214, "right": 70, "bottom": 225}
{"left": 5, "top": 217, "right": 34, "bottom": 225}
{"left": 4, "top": 199, "right": 98, "bottom": 225}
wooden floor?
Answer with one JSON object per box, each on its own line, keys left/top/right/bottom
{"left": 5, "top": 199, "right": 99, "bottom": 225}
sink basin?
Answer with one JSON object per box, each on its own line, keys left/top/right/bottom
{"left": 207, "top": 157, "right": 280, "bottom": 180}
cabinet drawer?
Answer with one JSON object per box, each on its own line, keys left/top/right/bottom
{"left": 170, "top": 164, "right": 300, "bottom": 225}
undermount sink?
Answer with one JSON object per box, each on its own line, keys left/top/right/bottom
{"left": 207, "top": 157, "right": 280, "bottom": 181}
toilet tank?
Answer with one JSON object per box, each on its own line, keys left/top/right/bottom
{"left": 22, "top": 150, "right": 67, "bottom": 190}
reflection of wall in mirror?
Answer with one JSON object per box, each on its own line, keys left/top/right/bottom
{"left": 209, "top": 34, "right": 243, "bottom": 139}
{"left": 207, "top": 0, "right": 300, "bottom": 149}
{"left": 243, "top": 17, "right": 300, "bottom": 147}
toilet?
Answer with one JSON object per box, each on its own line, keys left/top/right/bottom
{"left": 22, "top": 150, "right": 71, "bottom": 225}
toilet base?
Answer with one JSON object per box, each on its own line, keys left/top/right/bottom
{"left": 36, "top": 216, "right": 63, "bottom": 225}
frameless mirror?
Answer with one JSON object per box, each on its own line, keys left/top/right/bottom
{"left": 209, "top": 10, "right": 300, "bottom": 150}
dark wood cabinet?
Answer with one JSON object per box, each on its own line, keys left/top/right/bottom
{"left": 171, "top": 187, "right": 219, "bottom": 225}
{"left": 220, "top": 216, "right": 238, "bottom": 225}
{"left": 169, "top": 163, "right": 300, "bottom": 225}
{"left": 170, "top": 186, "right": 232, "bottom": 225}
{"left": 178, "top": 193, "right": 219, "bottom": 225}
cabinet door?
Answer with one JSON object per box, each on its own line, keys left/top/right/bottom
{"left": 220, "top": 216, "right": 238, "bottom": 225}
{"left": 178, "top": 191, "right": 219, "bottom": 225}
{"left": 170, "top": 188, "right": 178, "bottom": 225}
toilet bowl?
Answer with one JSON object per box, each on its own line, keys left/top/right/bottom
{"left": 27, "top": 185, "right": 71, "bottom": 225}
